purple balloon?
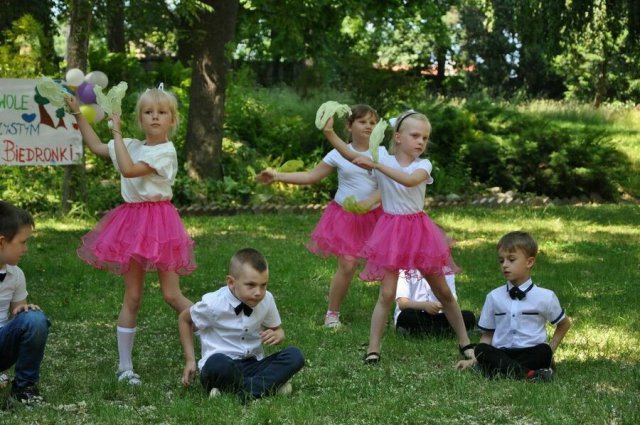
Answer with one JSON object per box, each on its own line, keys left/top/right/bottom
{"left": 77, "top": 82, "right": 96, "bottom": 104}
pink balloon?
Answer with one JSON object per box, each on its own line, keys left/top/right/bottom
{"left": 77, "top": 82, "right": 96, "bottom": 104}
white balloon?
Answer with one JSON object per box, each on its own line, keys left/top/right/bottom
{"left": 85, "top": 71, "right": 109, "bottom": 88}
{"left": 65, "top": 68, "right": 85, "bottom": 87}
{"left": 91, "top": 104, "right": 105, "bottom": 122}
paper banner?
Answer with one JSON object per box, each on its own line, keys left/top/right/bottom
{"left": 0, "top": 78, "right": 83, "bottom": 166}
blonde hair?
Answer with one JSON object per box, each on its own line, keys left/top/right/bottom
{"left": 390, "top": 110, "right": 431, "bottom": 154}
{"left": 135, "top": 88, "right": 179, "bottom": 136}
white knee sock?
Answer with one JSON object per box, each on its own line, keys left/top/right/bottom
{"left": 116, "top": 326, "right": 136, "bottom": 372}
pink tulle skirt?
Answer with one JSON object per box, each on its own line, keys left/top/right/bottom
{"left": 77, "top": 201, "right": 196, "bottom": 276}
{"left": 306, "top": 200, "right": 383, "bottom": 259}
{"left": 358, "top": 212, "right": 459, "bottom": 281}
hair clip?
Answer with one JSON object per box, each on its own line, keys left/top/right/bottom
{"left": 144, "top": 83, "right": 165, "bottom": 93}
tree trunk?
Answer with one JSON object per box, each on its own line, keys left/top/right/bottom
{"left": 62, "top": 0, "right": 93, "bottom": 214}
{"left": 593, "top": 59, "right": 607, "bottom": 108}
{"left": 184, "top": 0, "right": 240, "bottom": 181}
{"left": 105, "top": 0, "right": 126, "bottom": 53}
{"left": 434, "top": 47, "right": 446, "bottom": 94}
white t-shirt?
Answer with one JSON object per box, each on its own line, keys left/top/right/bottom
{"left": 393, "top": 269, "right": 456, "bottom": 324}
{"left": 0, "top": 265, "right": 28, "bottom": 327}
{"left": 477, "top": 279, "right": 566, "bottom": 349}
{"left": 375, "top": 150, "right": 434, "bottom": 214}
{"left": 108, "top": 138, "right": 177, "bottom": 203}
{"left": 190, "top": 286, "right": 281, "bottom": 369}
{"left": 322, "top": 145, "right": 385, "bottom": 207}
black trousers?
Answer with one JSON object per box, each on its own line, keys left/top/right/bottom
{"left": 395, "top": 309, "right": 476, "bottom": 335}
{"left": 474, "top": 342, "right": 553, "bottom": 378}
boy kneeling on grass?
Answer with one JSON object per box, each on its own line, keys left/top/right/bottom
{"left": 456, "top": 231, "right": 572, "bottom": 381}
{"left": 0, "top": 201, "right": 49, "bottom": 407}
{"left": 179, "top": 247, "right": 304, "bottom": 402}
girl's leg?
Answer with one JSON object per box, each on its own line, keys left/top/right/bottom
{"left": 116, "top": 261, "right": 145, "bottom": 376}
{"left": 325, "top": 256, "right": 358, "bottom": 326}
{"left": 366, "top": 270, "right": 398, "bottom": 358}
{"left": 158, "top": 270, "right": 192, "bottom": 314}
{"left": 423, "top": 272, "right": 472, "bottom": 351}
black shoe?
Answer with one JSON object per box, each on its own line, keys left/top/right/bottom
{"left": 10, "top": 384, "right": 43, "bottom": 405}
{"left": 531, "top": 368, "right": 554, "bottom": 382}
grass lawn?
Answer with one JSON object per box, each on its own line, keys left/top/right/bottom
{"left": 1, "top": 205, "right": 639, "bottom": 424}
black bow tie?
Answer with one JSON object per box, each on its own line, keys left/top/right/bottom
{"left": 509, "top": 286, "right": 526, "bottom": 300}
{"left": 0, "top": 273, "right": 6, "bottom": 282}
{"left": 234, "top": 302, "right": 253, "bottom": 317}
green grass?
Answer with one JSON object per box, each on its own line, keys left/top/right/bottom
{"left": 2, "top": 206, "right": 639, "bottom": 424}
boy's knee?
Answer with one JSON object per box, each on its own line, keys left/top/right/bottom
{"left": 20, "top": 310, "right": 49, "bottom": 332}
{"left": 283, "top": 347, "right": 305, "bottom": 369}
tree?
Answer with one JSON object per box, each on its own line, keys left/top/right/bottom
{"left": 553, "top": 0, "right": 640, "bottom": 104}
{"left": 183, "top": 0, "right": 240, "bottom": 180}
{"left": 62, "top": 0, "right": 94, "bottom": 213}
{"left": 105, "top": 0, "right": 126, "bottom": 53}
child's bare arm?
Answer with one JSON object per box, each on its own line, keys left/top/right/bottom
{"left": 396, "top": 297, "right": 441, "bottom": 315}
{"left": 322, "top": 117, "right": 363, "bottom": 162}
{"left": 549, "top": 316, "right": 572, "bottom": 353}
{"left": 257, "top": 162, "right": 334, "bottom": 185}
{"left": 456, "top": 331, "right": 493, "bottom": 370}
{"left": 66, "top": 96, "right": 110, "bottom": 158}
{"left": 178, "top": 308, "right": 198, "bottom": 386}
{"left": 372, "top": 162, "right": 430, "bottom": 187}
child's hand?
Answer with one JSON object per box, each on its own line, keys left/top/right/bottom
{"left": 352, "top": 156, "right": 375, "bottom": 170}
{"left": 322, "top": 116, "right": 335, "bottom": 133}
{"left": 65, "top": 96, "right": 80, "bottom": 114}
{"left": 181, "top": 361, "right": 197, "bottom": 387}
{"left": 260, "top": 328, "right": 284, "bottom": 345}
{"left": 424, "top": 302, "right": 442, "bottom": 315}
{"left": 455, "top": 359, "right": 475, "bottom": 370}
{"left": 12, "top": 304, "right": 41, "bottom": 316}
{"left": 256, "top": 169, "right": 277, "bottom": 185}
{"left": 109, "top": 113, "right": 122, "bottom": 132}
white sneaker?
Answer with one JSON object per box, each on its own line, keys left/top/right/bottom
{"left": 116, "top": 370, "right": 142, "bottom": 385}
{"left": 0, "top": 373, "right": 10, "bottom": 388}
{"left": 276, "top": 381, "right": 292, "bottom": 396}
{"left": 209, "top": 387, "right": 221, "bottom": 398}
{"left": 324, "top": 311, "right": 341, "bottom": 328}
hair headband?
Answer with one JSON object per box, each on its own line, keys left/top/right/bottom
{"left": 392, "top": 109, "right": 418, "bottom": 131}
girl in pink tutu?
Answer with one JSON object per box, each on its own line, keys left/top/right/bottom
{"left": 257, "top": 104, "right": 383, "bottom": 328}
{"left": 67, "top": 87, "right": 195, "bottom": 384}
{"left": 323, "top": 110, "right": 474, "bottom": 364}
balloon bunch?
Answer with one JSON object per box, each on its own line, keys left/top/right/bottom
{"left": 65, "top": 68, "right": 110, "bottom": 124}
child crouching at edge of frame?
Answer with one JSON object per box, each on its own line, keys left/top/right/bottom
{"left": 456, "top": 231, "right": 572, "bottom": 381}
{"left": 179, "top": 248, "right": 304, "bottom": 403}
{"left": 0, "top": 201, "right": 50, "bottom": 407}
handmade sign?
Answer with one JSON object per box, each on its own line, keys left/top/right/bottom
{"left": 0, "top": 78, "right": 82, "bottom": 166}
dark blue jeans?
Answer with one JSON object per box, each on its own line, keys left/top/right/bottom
{"left": 200, "top": 346, "right": 304, "bottom": 400}
{"left": 0, "top": 310, "right": 50, "bottom": 388}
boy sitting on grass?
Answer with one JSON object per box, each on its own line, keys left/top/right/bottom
{"left": 179, "top": 247, "right": 304, "bottom": 402}
{"left": 0, "top": 201, "right": 49, "bottom": 406}
{"left": 456, "top": 231, "right": 572, "bottom": 381}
